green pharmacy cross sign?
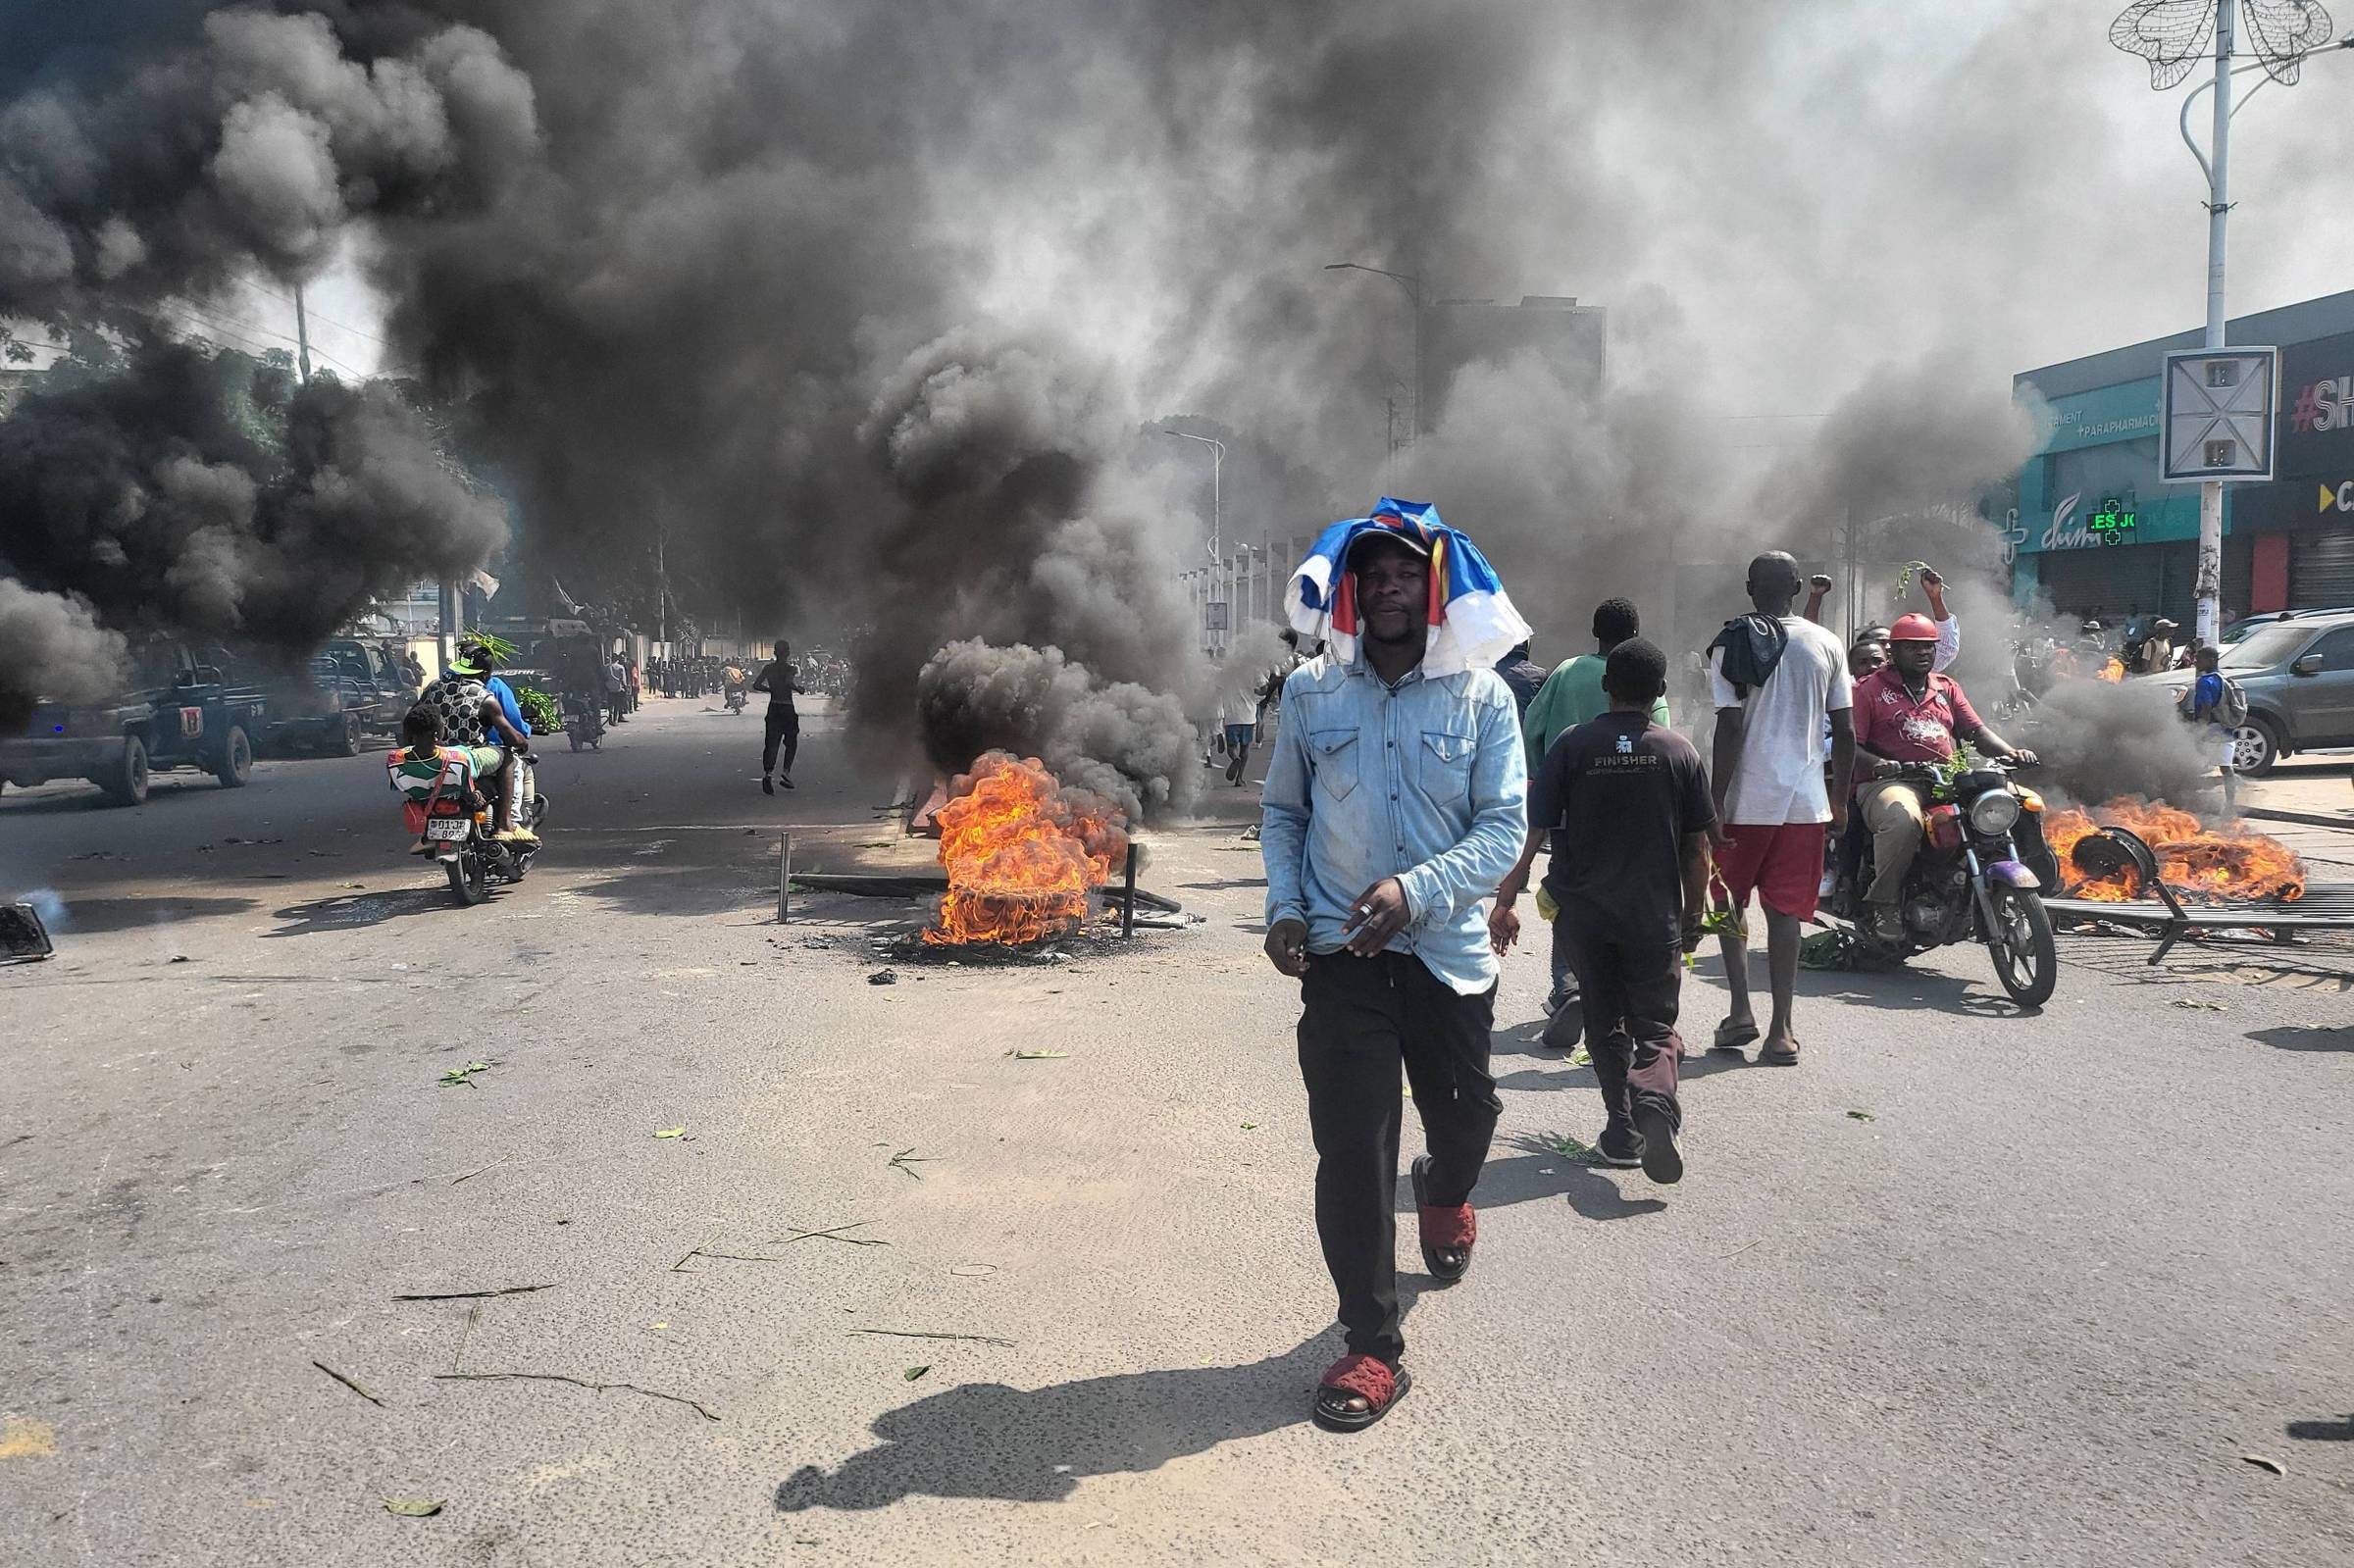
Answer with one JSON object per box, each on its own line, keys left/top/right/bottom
{"left": 2087, "top": 497, "right": 2139, "bottom": 545}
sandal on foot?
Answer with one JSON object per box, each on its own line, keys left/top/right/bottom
{"left": 1712, "top": 1021, "right": 1760, "bottom": 1053}
{"left": 1757, "top": 1038, "right": 1801, "bottom": 1066}
{"left": 1410, "top": 1154, "right": 1474, "bottom": 1283}
{"left": 1312, "top": 1354, "right": 1411, "bottom": 1433}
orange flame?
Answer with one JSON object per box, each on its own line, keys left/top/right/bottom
{"left": 923, "top": 752, "right": 1129, "bottom": 946}
{"left": 2049, "top": 797, "right": 2305, "bottom": 905}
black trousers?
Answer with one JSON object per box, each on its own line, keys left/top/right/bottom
{"left": 1561, "top": 910, "right": 1684, "bottom": 1134}
{"left": 1296, "top": 949, "right": 1500, "bottom": 1362}
{"left": 762, "top": 708, "right": 799, "bottom": 777}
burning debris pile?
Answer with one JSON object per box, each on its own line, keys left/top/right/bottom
{"left": 924, "top": 751, "right": 1128, "bottom": 947}
{"left": 2046, "top": 800, "right": 2307, "bottom": 905}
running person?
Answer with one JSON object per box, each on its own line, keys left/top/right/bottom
{"left": 752, "top": 639, "right": 799, "bottom": 793}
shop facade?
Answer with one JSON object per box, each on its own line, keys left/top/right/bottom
{"left": 2011, "top": 289, "right": 2354, "bottom": 626}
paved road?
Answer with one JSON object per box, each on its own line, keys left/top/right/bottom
{"left": 5, "top": 700, "right": 2352, "bottom": 1566}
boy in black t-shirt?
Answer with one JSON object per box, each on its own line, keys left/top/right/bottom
{"left": 1492, "top": 639, "right": 1715, "bottom": 1184}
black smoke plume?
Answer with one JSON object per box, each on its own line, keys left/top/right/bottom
{"left": 0, "top": 339, "right": 503, "bottom": 704}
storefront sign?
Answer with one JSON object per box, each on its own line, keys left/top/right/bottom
{"left": 2087, "top": 497, "right": 2138, "bottom": 542}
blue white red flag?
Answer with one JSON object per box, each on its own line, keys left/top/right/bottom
{"left": 1283, "top": 498, "right": 1530, "bottom": 677}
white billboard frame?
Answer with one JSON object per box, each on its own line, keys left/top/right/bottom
{"left": 2160, "top": 346, "right": 2277, "bottom": 483}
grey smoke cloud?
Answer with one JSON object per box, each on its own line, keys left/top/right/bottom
{"left": 2, "top": 1, "right": 2324, "bottom": 816}
{"left": 0, "top": 580, "right": 128, "bottom": 726}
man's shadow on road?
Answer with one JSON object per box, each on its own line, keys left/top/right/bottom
{"left": 775, "top": 1279, "right": 1436, "bottom": 1513}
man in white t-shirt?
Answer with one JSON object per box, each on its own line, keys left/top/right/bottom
{"left": 1707, "top": 552, "right": 1855, "bottom": 1067}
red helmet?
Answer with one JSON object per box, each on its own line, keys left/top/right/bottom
{"left": 1888, "top": 612, "right": 1939, "bottom": 643}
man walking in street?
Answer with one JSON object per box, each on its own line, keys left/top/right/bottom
{"left": 605, "top": 653, "right": 628, "bottom": 725}
{"left": 1516, "top": 597, "right": 1669, "bottom": 1040}
{"left": 1490, "top": 638, "right": 1714, "bottom": 1183}
{"left": 1260, "top": 499, "right": 1528, "bottom": 1433}
{"left": 752, "top": 639, "right": 799, "bottom": 793}
{"left": 1709, "top": 552, "right": 1854, "bottom": 1066}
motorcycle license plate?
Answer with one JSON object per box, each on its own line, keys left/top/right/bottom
{"left": 425, "top": 818, "right": 470, "bottom": 841}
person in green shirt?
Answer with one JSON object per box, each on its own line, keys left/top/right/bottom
{"left": 1522, "top": 597, "right": 1668, "bottom": 777}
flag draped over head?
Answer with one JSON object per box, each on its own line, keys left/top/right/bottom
{"left": 1283, "top": 498, "right": 1530, "bottom": 677}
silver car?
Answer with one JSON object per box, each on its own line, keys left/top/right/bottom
{"left": 2147, "top": 610, "right": 2354, "bottom": 775}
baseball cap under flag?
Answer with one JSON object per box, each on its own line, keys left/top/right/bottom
{"left": 1283, "top": 497, "right": 1530, "bottom": 677}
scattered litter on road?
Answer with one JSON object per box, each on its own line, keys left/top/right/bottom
{"left": 652, "top": 1126, "right": 688, "bottom": 1139}
{"left": 903, "top": 1365, "right": 930, "bottom": 1381}
{"left": 168, "top": 955, "right": 189, "bottom": 963}
{"left": 1538, "top": 1131, "right": 1608, "bottom": 1166}
{"left": 1846, "top": 1110, "right": 1877, "bottom": 1123}
{"left": 438, "top": 1061, "right": 495, "bottom": 1087}
{"left": 382, "top": 1496, "right": 442, "bottom": 1517}
{"left": 868, "top": 969, "right": 898, "bottom": 986}
{"left": 2241, "top": 1453, "right": 2284, "bottom": 1476}
{"left": 849, "top": 1328, "right": 1015, "bottom": 1346}
{"left": 311, "top": 1360, "right": 385, "bottom": 1407}
{"left": 2169, "top": 998, "right": 2229, "bottom": 1011}
{"left": 1240, "top": 1122, "right": 1258, "bottom": 1131}
{"left": 435, "top": 1370, "right": 719, "bottom": 1422}
{"left": 948, "top": 1264, "right": 997, "bottom": 1277}
{"left": 391, "top": 1284, "right": 555, "bottom": 1302}
{"left": 1006, "top": 1048, "right": 1067, "bottom": 1060}
{"left": 886, "top": 1146, "right": 932, "bottom": 1180}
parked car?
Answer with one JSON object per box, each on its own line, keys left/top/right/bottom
{"left": 256, "top": 638, "right": 414, "bottom": 755}
{"left": 2221, "top": 607, "right": 2354, "bottom": 644}
{"left": 0, "top": 644, "right": 266, "bottom": 805}
{"left": 2144, "top": 610, "right": 2354, "bottom": 775}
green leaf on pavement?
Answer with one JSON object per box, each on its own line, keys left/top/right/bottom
{"left": 438, "top": 1061, "right": 492, "bottom": 1087}
{"left": 383, "top": 1496, "right": 442, "bottom": 1517}
{"left": 652, "top": 1127, "right": 687, "bottom": 1139}
{"left": 1540, "top": 1132, "right": 1609, "bottom": 1167}
{"left": 1006, "top": 1049, "right": 1068, "bottom": 1060}
{"left": 1846, "top": 1110, "right": 1876, "bottom": 1122}
{"left": 1240, "top": 1122, "right": 1257, "bottom": 1131}
{"left": 902, "top": 1365, "right": 930, "bottom": 1382}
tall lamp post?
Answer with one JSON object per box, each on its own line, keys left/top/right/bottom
{"left": 1160, "top": 429, "right": 1225, "bottom": 562}
{"left": 2112, "top": 1, "right": 2347, "bottom": 643}
{"left": 1324, "top": 261, "right": 1426, "bottom": 439}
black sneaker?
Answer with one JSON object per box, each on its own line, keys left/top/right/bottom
{"left": 1591, "top": 1125, "right": 1643, "bottom": 1168}
{"left": 1540, "top": 1002, "right": 1584, "bottom": 1053}
{"left": 779, "top": 773, "right": 795, "bottom": 789}
{"left": 760, "top": 776, "right": 774, "bottom": 795}
{"left": 1631, "top": 1100, "right": 1683, "bottom": 1185}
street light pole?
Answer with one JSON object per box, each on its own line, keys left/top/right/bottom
{"left": 2191, "top": 3, "right": 2235, "bottom": 648}
{"left": 1324, "top": 261, "right": 1426, "bottom": 439}
{"left": 1160, "top": 430, "right": 1224, "bottom": 562}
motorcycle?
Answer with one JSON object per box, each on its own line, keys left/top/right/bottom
{"left": 416, "top": 758, "right": 547, "bottom": 906}
{"left": 1827, "top": 757, "right": 2061, "bottom": 1007}
{"left": 724, "top": 683, "right": 746, "bottom": 715}
{"left": 563, "top": 689, "right": 605, "bottom": 752}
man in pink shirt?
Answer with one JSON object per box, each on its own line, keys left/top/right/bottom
{"left": 1851, "top": 614, "right": 2037, "bottom": 943}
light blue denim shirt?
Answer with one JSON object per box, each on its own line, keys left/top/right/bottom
{"left": 1258, "top": 653, "right": 1528, "bottom": 994}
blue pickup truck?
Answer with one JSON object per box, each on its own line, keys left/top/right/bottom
{"left": 0, "top": 644, "right": 267, "bottom": 806}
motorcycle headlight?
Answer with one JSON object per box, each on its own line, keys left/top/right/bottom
{"left": 1969, "top": 791, "right": 2022, "bottom": 835}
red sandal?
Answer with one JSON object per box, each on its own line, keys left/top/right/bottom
{"left": 1312, "top": 1353, "right": 1412, "bottom": 1432}
{"left": 1410, "top": 1154, "right": 1475, "bottom": 1282}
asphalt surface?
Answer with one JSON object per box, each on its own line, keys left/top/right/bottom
{"left": 4, "top": 698, "right": 2353, "bottom": 1567}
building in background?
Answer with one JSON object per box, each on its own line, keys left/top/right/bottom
{"left": 1418, "top": 294, "right": 1606, "bottom": 435}
{"left": 2012, "top": 289, "right": 2354, "bottom": 625}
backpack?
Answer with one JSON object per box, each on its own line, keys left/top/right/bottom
{"left": 2181, "top": 673, "right": 2248, "bottom": 728}
{"left": 1707, "top": 613, "right": 1790, "bottom": 698}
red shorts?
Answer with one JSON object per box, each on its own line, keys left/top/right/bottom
{"left": 1716, "top": 822, "right": 1828, "bottom": 923}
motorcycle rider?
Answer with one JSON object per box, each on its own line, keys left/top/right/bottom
{"left": 1850, "top": 614, "right": 2035, "bottom": 943}
{"left": 387, "top": 704, "right": 504, "bottom": 855}
{"left": 424, "top": 639, "right": 537, "bottom": 842}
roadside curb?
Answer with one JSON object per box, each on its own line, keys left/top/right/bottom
{"left": 2244, "top": 806, "right": 2352, "bottom": 833}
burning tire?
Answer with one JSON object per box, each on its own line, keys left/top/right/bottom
{"left": 1986, "top": 886, "right": 2057, "bottom": 1009}
{"left": 2227, "top": 718, "right": 2279, "bottom": 777}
